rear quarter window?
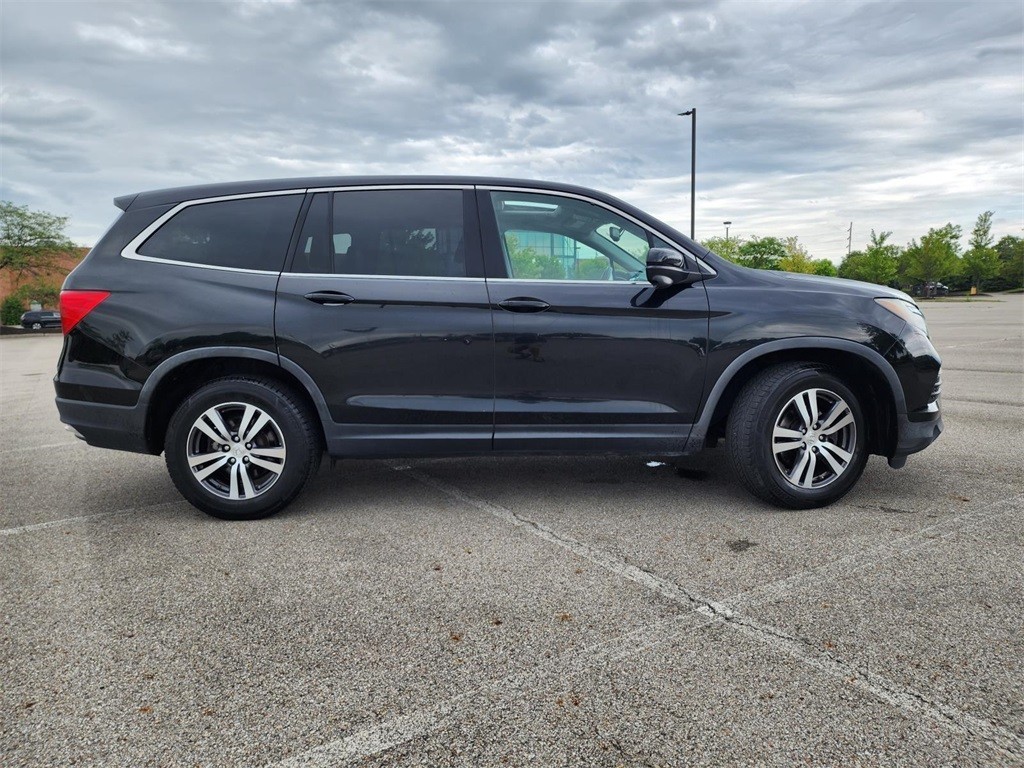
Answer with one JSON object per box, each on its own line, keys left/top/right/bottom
{"left": 137, "top": 195, "right": 303, "bottom": 271}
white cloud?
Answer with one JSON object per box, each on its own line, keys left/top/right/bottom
{"left": 75, "top": 22, "right": 197, "bottom": 59}
{"left": 0, "top": 0, "right": 1018, "bottom": 257}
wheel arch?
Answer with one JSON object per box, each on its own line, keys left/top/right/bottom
{"left": 689, "top": 338, "right": 904, "bottom": 457}
{"left": 138, "top": 347, "right": 331, "bottom": 454}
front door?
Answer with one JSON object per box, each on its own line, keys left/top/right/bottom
{"left": 477, "top": 188, "right": 711, "bottom": 454}
{"left": 275, "top": 187, "right": 494, "bottom": 456}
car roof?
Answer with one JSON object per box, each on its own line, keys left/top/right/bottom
{"left": 116, "top": 176, "right": 637, "bottom": 213}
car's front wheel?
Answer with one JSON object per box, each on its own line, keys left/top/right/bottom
{"left": 165, "top": 377, "right": 321, "bottom": 520}
{"left": 727, "top": 363, "right": 868, "bottom": 509}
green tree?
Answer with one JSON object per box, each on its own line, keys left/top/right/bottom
{"left": 839, "top": 230, "right": 899, "bottom": 286}
{"left": 900, "top": 223, "right": 962, "bottom": 292}
{"left": 961, "top": 211, "right": 1000, "bottom": 291}
{"left": 838, "top": 250, "right": 866, "bottom": 280}
{"left": 736, "top": 236, "right": 786, "bottom": 270}
{"left": 812, "top": 259, "right": 838, "bottom": 277}
{"left": 994, "top": 235, "right": 1023, "bottom": 289}
{"left": 701, "top": 235, "right": 743, "bottom": 263}
{"left": 14, "top": 280, "right": 62, "bottom": 308}
{"left": 0, "top": 202, "right": 76, "bottom": 279}
{"left": 1, "top": 295, "right": 25, "bottom": 326}
{"left": 778, "top": 237, "right": 816, "bottom": 273}
{"left": 503, "top": 233, "right": 562, "bottom": 279}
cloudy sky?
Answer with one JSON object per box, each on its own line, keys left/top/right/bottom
{"left": 1, "top": 0, "right": 1022, "bottom": 261}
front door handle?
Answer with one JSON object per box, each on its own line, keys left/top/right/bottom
{"left": 304, "top": 291, "right": 355, "bottom": 306}
{"left": 497, "top": 297, "right": 550, "bottom": 313}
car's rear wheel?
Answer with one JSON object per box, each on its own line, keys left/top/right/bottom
{"left": 165, "top": 377, "right": 321, "bottom": 520}
{"left": 727, "top": 363, "right": 868, "bottom": 509}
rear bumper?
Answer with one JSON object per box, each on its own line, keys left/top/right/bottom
{"left": 55, "top": 397, "right": 152, "bottom": 454}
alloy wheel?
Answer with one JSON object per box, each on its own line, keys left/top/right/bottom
{"left": 185, "top": 401, "right": 287, "bottom": 500}
{"left": 771, "top": 387, "right": 857, "bottom": 489}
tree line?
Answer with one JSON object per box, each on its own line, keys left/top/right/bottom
{"left": 702, "top": 211, "right": 1023, "bottom": 294}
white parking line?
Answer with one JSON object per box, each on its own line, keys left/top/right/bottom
{"left": 271, "top": 611, "right": 715, "bottom": 768}
{"left": 728, "top": 494, "right": 1023, "bottom": 610}
{"left": 0, "top": 441, "right": 81, "bottom": 455}
{"left": 0, "top": 501, "right": 184, "bottom": 536}
{"left": 269, "top": 468, "right": 1022, "bottom": 766}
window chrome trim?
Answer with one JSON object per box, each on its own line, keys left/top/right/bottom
{"left": 493, "top": 278, "right": 650, "bottom": 287}
{"left": 477, "top": 185, "right": 717, "bottom": 277}
{"left": 120, "top": 189, "right": 308, "bottom": 272}
{"left": 278, "top": 272, "right": 485, "bottom": 282}
{"left": 307, "top": 184, "right": 474, "bottom": 192}
{"left": 122, "top": 185, "right": 474, "bottom": 275}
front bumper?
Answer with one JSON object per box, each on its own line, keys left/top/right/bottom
{"left": 889, "top": 400, "right": 942, "bottom": 467}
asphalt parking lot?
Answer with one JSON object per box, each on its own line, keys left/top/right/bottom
{"left": 2, "top": 296, "right": 1022, "bottom": 767}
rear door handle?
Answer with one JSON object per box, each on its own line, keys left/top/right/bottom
{"left": 497, "top": 297, "right": 550, "bottom": 313}
{"left": 304, "top": 291, "right": 355, "bottom": 306}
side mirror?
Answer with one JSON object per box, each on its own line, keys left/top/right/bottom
{"left": 646, "top": 248, "right": 702, "bottom": 288}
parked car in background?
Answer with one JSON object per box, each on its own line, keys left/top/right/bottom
{"left": 21, "top": 309, "right": 61, "bottom": 330}
{"left": 911, "top": 282, "right": 950, "bottom": 298}
{"left": 55, "top": 176, "right": 943, "bottom": 519}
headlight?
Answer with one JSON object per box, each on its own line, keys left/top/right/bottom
{"left": 875, "top": 297, "right": 928, "bottom": 337}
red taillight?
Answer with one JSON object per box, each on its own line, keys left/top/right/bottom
{"left": 59, "top": 290, "right": 110, "bottom": 335}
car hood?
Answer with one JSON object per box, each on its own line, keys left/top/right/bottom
{"left": 739, "top": 268, "right": 914, "bottom": 302}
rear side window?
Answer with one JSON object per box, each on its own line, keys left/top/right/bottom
{"left": 138, "top": 195, "right": 303, "bottom": 271}
{"left": 290, "top": 189, "right": 467, "bottom": 277}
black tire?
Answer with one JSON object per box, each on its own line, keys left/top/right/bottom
{"left": 165, "top": 377, "right": 321, "bottom": 520}
{"left": 726, "top": 363, "right": 868, "bottom": 509}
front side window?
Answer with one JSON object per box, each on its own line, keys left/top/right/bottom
{"left": 290, "top": 189, "right": 467, "bottom": 277}
{"left": 138, "top": 195, "right": 303, "bottom": 271}
{"left": 490, "top": 191, "right": 649, "bottom": 282}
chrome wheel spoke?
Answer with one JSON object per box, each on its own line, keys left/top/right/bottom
{"left": 818, "top": 444, "right": 846, "bottom": 475}
{"left": 773, "top": 424, "right": 805, "bottom": 454}
{"left": 204, "top": 407, "right": 233, "bottom": 441}
{"left": 248, "top": 455, "right": 284, "bottom": 474}
{"left": 788, "top": 448, "right": 812, "bottom": 486}
{"left": 193, "top": 417, "right": 227, "bottom": 445}
{"left": 249, "top": 445, "right": 285, "bottom": 459}
{"left": 188, "top": 451, "right": 225, "bottom": 468}
{"left": 821, "top": 412, "right": 854, "bottom": 435}
{"left": 773, "top": 440, "right": 804, "bottom": 454}
{"left": 239, "top": 462, "right": 256, "bottom": 498}
{"left": 819, "top": 441, "right": 852, "bottom": 464}
{"left": 228, "top": 462, "right": 240, "bottom": 500}
{"left": 193, "top": 455, "right": 229, "bottom": 481}
{"left": 243, "top": 411, "right": 271, "bottom": 443}
{"left": 818, "top": 401, "right": 844, "bottom": 431}
{"left": 236, "top": 405, "right": 258, "bottom": 442}
{"left": 794, "top": 390, "right": 815, "bottom": 429}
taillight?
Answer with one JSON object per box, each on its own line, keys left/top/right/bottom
{"left": 59, "top": 290, "right": 110, "bottom": 335}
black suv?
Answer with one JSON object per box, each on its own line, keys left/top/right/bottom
{"left": 21, "top": 309, "right": 61, "bottom": 330}
{"left": 55, "top": 177, "right": 942, "bottom": 519}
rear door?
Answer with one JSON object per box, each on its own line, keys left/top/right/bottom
{"left": 275, "top": 186, "right": 494, "bottom": 456}
{"left": 478, "top": 187, "right": 711, "bottom": 454}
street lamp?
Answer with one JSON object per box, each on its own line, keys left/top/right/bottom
{"left": 678, "top": 108, "right": 696, "bottom": 240}
{"left": 723, "top": 221, "right": 732, "bottom": 242}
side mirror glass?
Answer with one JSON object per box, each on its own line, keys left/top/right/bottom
{"left": 646, "top": 247, "right": 701, "bottom": 288}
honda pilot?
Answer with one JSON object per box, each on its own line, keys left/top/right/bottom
{"left": 55, "top": 177, "right": 942, "bottom": 519}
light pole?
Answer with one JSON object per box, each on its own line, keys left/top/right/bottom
{"left": 678, "top": 108, "right": 696, "bottom": 240}
{"left": 723, "top": 220, "right": 732, "bottom": 242}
